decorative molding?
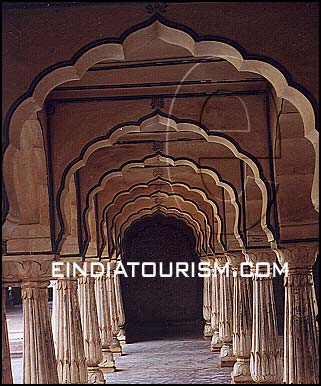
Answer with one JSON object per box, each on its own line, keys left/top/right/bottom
{"left": 152, "top": 141, "right": 165, "bottom": 152}
{"left": 145, "top": 3, "right": 168, "bottom": 15}
{"left": 150, "top": 96, "right": 165, "bottom": 109}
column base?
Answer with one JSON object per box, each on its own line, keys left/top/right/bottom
{"left": 211, "top": 334, "right": 223, "bottom": 352}
{"left": 203, "top": 322, "right": 213, "bottom": 338}
{"left": 231, "top": 358, "right": 253, "bottom": 383}
{"left": 87, "top": 366, "right": 105, "bottom": 384}
{"left": 110, "top": 337, "right": 122, "bottom": 357}
{"left": 220, "top": 343, "right": 236, "bottom": 367}
{"left": 117, "top": 328, "right": 126, "bottom": 345}
{"left": 99, "top": 349, "right": 115, "bottom": 373}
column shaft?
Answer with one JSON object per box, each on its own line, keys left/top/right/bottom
{"left": 78, "top": 276, "right": 105, "bottom": 384}
{"left": 2, "top": 288, "right": 13, "bottom": 384}
{"left": 22, "top": 281, "right": 59, "bottom": 384}
{"left": 95, "top": 275, "right": 116, "bottom": 372}
{"left": 107, "top": 268, "right": 122, "bottom": 356}
{"left": 203, "top": 261, "right": 213, "bottom": 338}
{"left": 211, "top": 267, "right": 223, "bottom": 351}
{"left": 114, "top": 271, "right": 126, "bottom": 344}
{"left": 56, "top": 278, "right": 87, "bottom": 384}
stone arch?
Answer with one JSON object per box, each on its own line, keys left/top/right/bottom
{"left": 111, "top": 191, "right": 212, "bottom": 254}
{"left": 81, "top": 153, "right": 244, "bottom": 254}
{"left": 3, "top": 15, "right": 317, "bottom": 251}
{"left": 100, "top": 177, "right": 224, "bottom": 252}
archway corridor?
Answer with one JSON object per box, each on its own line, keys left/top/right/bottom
{"left": 2, "top": 3, "right": 319, "bottom": 385}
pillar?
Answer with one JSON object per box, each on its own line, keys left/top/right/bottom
{"left": 107, "top": 261, "right": 122, "bottom": 356}
{"left": 50, "top": 280, "right": 58, "bottom": 353}
{"left": 21, "top": 280, "right": 59, "bottom": 384}
{"left": 211, "top": 257, "right": 223, "bottom": 351}
{"left": 78, "top": 276, "right": 105, "bottom": 384}
{"left": 114, "top": 266, "right": 126, "bottom": 344}
{"left": 227, "top": 253, "right": 253, "bottom": 383}
{"left": 202, "top": 256, "right": 213, "bottom": 338}
{"left": 2, "top": 287, "right": 13, "bottom": 384}
{"left": 56, "top": 278, "right": 87, "bottom": 384}
{"left": 275, "top": 244, "right": 319, "bottom": 384}
{"left": 244, "top": 249, "right": 282, "bottom": 384}
{"left": 218, "top": 255, "right": 236, "bottom": 366}
{"left": 95, "top": 273, "right": 116, "bottom": 372}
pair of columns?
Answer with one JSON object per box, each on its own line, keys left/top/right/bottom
{"left": 2, "top": 257, "right": 127, "bottom": 384}
{"left": 203, "top": 245, "right": 319, "bottom": 384}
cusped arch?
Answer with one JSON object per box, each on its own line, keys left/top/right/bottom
{"left": 111, "top": 191, "right": 212, "bottom": 254}
{"left": 81, "top": 153, "right": 244, "bottom": 254}
{"left": 101, "top": 177, "right": 224, "bottom": 251}
{"left": 119, "top": 205, "right": 206, "bottom": 257}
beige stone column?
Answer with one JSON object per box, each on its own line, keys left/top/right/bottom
{"left": 22, "top": 280, "right": 59, "bottom": 384}
{"left": 50, "top": 280, "right": 58, "bottom": 353}
{"left": 56, "top": 277, "right": 87, "bottom": 384}
{"left": 201, "top": 256, "right": 213, "bottom": 338}
{"left": 114, "top": 264, "right": 126, "bottom": 345}
{"left": 218, "top": 255, "right": 236, "bottom": 366}
{"left": 244, "top": 249, "right": 282, "bottom": 384}
{"left": 2, "top": 287, "right": 13, "bottom": 384}
{"left": 78, "top": 275, "right": 105, "bottom": 384}
{"left": 211, "top": 257, "right": 223, "bottom": 351}
{"left": 107, "top": 261, "right": 122, "bottom": 356}
{"left": 275, "top": 244, "right": 319, "bottom": 384}
{"left": 94, "top": 273, "right": 116, "bottom": 372}
{"left": 227, "top": 253, "right": 253, "bottom": 384}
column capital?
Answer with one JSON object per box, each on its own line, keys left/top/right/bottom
{"left": 273, "top": 243, "right": 318, "bottom": 270}
{"left": 215, "top": 254, "right": 227, "bottom": 266}
{"left": 225, "top": 252, "right": 244, "bottom": 269}
{"left": 2, "top": 255, "right": 55, "bottom": 285}
{"left": 242, "top": 248, "right": 276, "bottom": 265}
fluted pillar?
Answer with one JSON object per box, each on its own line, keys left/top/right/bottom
{"left": 107, "top": 261, "right": 122, "bottom": 356}
{"left": 211, "top": 257, "right": 223, "bottom": 351}
{"left": 202, "top": 256, "right": 213, "bottom": 338}
{"left": 245, "top": 249, "right": 282, "bottom": 384}
{"left": 78, "top": 276, "right": 105, "bottom": 384}
{"left": 22, "top": 280, "right": 59, "bottom": 384}
{"left": 95, "top": 273, "right": 116, "bottom": 372}
{"left": 227, "top": 253, "right": 253, "bottom": 383}
{"left": 50, "top": 280, "right": 58, "bottom": 354}
{"left": 2, "top": 287, "right": 13, "bottom": 384}
{"left": 218, "top": 255, "right": 236, "bottom": 366}
{"left": 114, "top": 266, "right": 126, "bottom": 345}
{"left": 56, "top": 278, "right": 87, "bottom": 384}
{"left": 275, "top": 244, "right": 319, "bottom": 384}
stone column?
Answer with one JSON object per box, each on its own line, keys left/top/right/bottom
{"left": 201, "top": 256, "right": 213, "bottom": 338}
{"left": 244, "top": 249, "right": 282, "bottom": 384}
{"left": 56, "top": 278, "right": 87, "bottom": 384}
{"left": 227, "top": 253, "right": 253, "bottom": 384}
{"left": 107, "top": 261, "right": 122, "bottom": 356}
{"left": 218, "top": 255, "right": 236, "bottom": 366}
{"left": 95, "top": 273, "right": 116, "bottom": 372}
{"left": 78, "top": 275, "right": 105, "bottom": 384}
{"left": 2, "top": 287, "right": 13, "bottom": 384}
{"left": 211, "top": 257, "right": 223, "bottom": 351}
{"left": 275, "top": 244, "right": 319, "bottom": 384}
{"left": 21, "top": 280, "right": 59, "bottom": 384}
{"left": 114, "top": 265, "right": 126, "bottom": 345}
{"left": 50, "top": 280, "right": 58, "bottom": 354}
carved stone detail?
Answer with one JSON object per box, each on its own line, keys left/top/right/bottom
{"left": 114, "top": 271, "right": 126, "bottom": 344}
{"left": 21, "top": 281, "right": 59, "bottom": 384}
{"left": 211, "top": 259, "right": 223, "bottom": 351}
{"left": 202, "top": 257, "right": 213, "bottom": 337}
{"left": 56, "top": 278, "right": 87, "bottom": 384}
{"left": 2, "top": 288, "right": 13, "bottom": 384}
{"left": 218, "top": 256, "right": 236, "bottom": 367}
{"left": 78, "top": 276, "right": 105, "bottom": 384}
{"left": 106, "top": 266, "right": 122, "bottom": 356}
{"left": 95, "top": 275, "right": 116, "bottom": 372}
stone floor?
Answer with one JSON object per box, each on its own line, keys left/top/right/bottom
{"left": 6, "top": 303, "right": 233, "bottom": 384}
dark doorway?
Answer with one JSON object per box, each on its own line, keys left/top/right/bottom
{"left": 121, "top": 213, "right": 203, "bottom": 342}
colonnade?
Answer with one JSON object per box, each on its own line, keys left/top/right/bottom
{"left": 2, "top": 243, "right": 319, "bottom": 384}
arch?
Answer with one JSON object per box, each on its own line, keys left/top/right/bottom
{"left": 81, "top": 153, "right": 245, "bottom": 254}
{"left": 3, "top": 15, "right": 318, "bottom": 231}
{"left": 111, "top": 191, "right": 212, "bottom": 254}
{"left": 100, "top": 177, "right": 224, "bottom": 251}
{"left": 119, "top": 205, "right": 206, "bottom": 257}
